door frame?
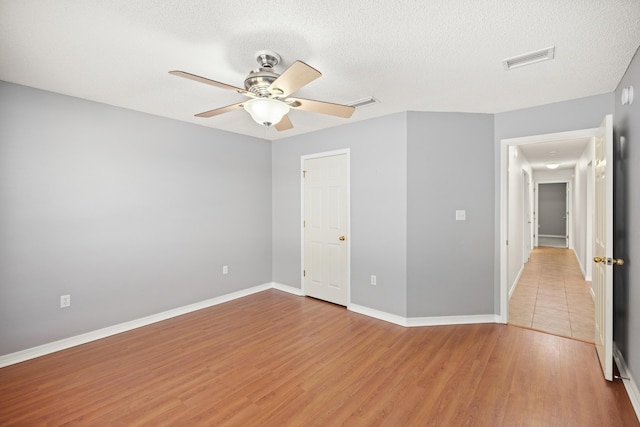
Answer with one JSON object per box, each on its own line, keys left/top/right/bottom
{"left": 300, "top": 149, "right": 351, "bottom": 306}
{"left": 522, "top": 170, "right": 532, "bottom": 263}
{"left": 499, "top": 128, "right": 598, "bottom": 323}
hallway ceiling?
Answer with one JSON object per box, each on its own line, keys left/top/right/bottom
{"left": 1, "top": 1, "right": 639, "bottom": 140}
{"left": 518, "top": 137, "right": 591, "bottom": 171}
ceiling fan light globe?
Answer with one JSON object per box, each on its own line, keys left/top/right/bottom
{"left": 243, "top": 98, "right": 289, "bottom": 126}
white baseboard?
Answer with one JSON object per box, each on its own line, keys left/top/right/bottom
{"left": 571, "top": 247, "right": 587, "bottom": 278}
{"left": 509, "top": 264, "right": 525, "bottom": 299}
{"left": 0, "top": 283, "right": 272, "bottom": 368}
{"left": 272, "top": 282, "right": 304, "bottom": 296}
{"left": 406, "top": 314, "right": 500, "bottom": 327}
{"left": 348, "top": 303, "right": 408, "bottom": 326}
{"left": 348, "top": 304, "right": 500, "bottom": 328}
{"left": 613, "top": 343, "right": 640, "bottom": 422}
{"left": 1, "top": 283, "right": 502, "bottom": 368}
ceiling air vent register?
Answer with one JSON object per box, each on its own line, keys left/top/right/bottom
{"left": 503, "top": 46, "right": 555, "bottom": 70}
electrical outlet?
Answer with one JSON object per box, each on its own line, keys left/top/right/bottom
{"left": 223, "top": 265, "right": 228, "bottom": 275}
{"left": 371, "top": 275, "right": 377, "bottom": 285}
{"left": 60, "top": 294, "right": 71, "bottom": 308}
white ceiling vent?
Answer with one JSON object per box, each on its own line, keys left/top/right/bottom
{"left": 347, "top": 96, "right": 380, "bottom": 108}
{"left": 503, "top": 46, "right": 555, "bottom": 70}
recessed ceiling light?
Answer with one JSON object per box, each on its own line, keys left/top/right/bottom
{"left": 546, "top": 163, "right": 560, "bottom": 169}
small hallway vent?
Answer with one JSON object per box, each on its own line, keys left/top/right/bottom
{"left": 503, "top": 46, "right": 555, "bottom": 70}
{"left": 347, "top": 96, "right": 380, "bottom": 108}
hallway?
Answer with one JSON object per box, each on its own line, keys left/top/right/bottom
{"left": 509, "top": 247, "right": 595, "bottom": 342}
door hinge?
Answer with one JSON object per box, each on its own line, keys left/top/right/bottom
{"left": 303, "top": 270, "right": 306, "bottom": 277}
{"left": 302, "top": 170, "right": 307, "bottom": 178}
{"left": 506, "top": 240, "right": 509, "bottom": 246}
{"left": 303, "top": 220, "right": 306, "bottom": 227}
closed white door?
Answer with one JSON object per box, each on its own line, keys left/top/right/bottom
{"left": 593, "top": 114, "right": 614, "bottom": 381}
{"left": 303, "top": 153, "right": 348, "bottom": 306}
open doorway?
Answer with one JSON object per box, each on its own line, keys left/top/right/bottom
{"left": 537, "top": 182, "right": 569, "bottom": 248}
{"left": 500, "top": 128, "right": 597, "bottom": 341}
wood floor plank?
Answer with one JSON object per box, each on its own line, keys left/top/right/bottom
{"left": 0, "top": 289, "right": 637, "bottom": 426}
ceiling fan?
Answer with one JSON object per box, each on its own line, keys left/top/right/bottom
{"left": 169, "top": 51, "right": 355, "bottom": 131}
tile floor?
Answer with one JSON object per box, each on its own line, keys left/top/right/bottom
{"left": 509, "top": 247, "right": 595, "bottom": 342}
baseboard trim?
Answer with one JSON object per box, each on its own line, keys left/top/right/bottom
{"left": 613, "top": 343, "right": 640, "bottom": 422}
{"left": 0, "top": 283, "right": 272, "bottom": 368}
{"left": 1, "top": 283, "right": 502, "bottom": 368}
{"left": 407, "top": 314, "right": 501, "bottom": 327}
{"left": 509, "top": 264, "right": 525, "bottom": 299}
{"left": 348, "top": 304, "right": 500, "bottom": 328}
{"left": 348, "top": 304, "right": 407, "bottom": 326}
{"left": 272, "top": 282, "right": 304, "bottom": 296}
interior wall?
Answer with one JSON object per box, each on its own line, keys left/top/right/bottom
{"left": 0, "top": 82, "right": 273, "bottom": 355}
{"left": 494, "top": 92, "right": 615, "bottom": 312}
{"left": 271, "top": 113, "right": 408, "bottom": 316}
{"left": 406, "top": 112, "right": 494, "bottom": 317}
{"left": 613, "top": 46, "right": 640, "bottom": 385}
{"left": 506, "top": 146, "right": 533, "bottom": 294}
{"left": 573, "top": 139, "right": 595, "bottom": 278}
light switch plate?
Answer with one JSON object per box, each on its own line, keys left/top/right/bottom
{"left": 456, "top": 210, "right": 466, "bottom": 221}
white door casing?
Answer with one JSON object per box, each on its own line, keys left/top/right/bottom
{"left": 302, "top": 151, "right": 349, "bottom": 306}
{"left": 565, "top": 184, "right": 570, "bottom": 248}
{"left": 593, "top": 114, "right": 614, "bottom": 381}
{"left": 523, "top": 170, "right": 532, "bottom": 262}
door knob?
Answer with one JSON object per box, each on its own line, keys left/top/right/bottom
{"left": 339, "top": 235, "right": 346, "bottom": 241}
{"left": 594, "top": 256, "right": 625, "bottom": 265}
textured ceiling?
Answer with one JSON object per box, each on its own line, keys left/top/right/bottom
{"left": 1, "top": 1, "right": 639, "bottom": 140}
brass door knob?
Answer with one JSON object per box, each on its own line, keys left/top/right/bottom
{"left": 339, "top": 236, "right": 346, "bottom": 241}
{"left": 594, "top": 256, "right": 625, "bottom": 265}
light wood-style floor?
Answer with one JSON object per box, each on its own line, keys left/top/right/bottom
{"left": 509, "top": 247, "right": 595, "bottom": 342}
{"left": 1, "top": 289, "right": 637, "bottom": 426}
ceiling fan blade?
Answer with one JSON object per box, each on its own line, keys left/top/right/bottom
{"left": 169, "top": 70, "right": 251, "bottom": 96}
{"left": 274, "top": 114, "right": 293, "bottom": 131}
{"left": 286, "top": 97, "right": 355, "bottom": 118}
{"left": 268, "top": 61, "right": 321, "bottom": 97}
{"left": 195, "top": 102, "right": 245, "bottom": 118}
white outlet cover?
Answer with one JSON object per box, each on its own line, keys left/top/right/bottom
{"left": 60, "top": 294, "right": 71, "bottom": 308}
{"left": 456, "top": 210, "right": 466, "bottom": 221}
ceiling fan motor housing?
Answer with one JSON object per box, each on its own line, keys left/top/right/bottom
{"left": 244, "top": 68, "right": 279, "bottom": 96}
{"left": 244, "top": 51, "right": 282, "bottom": 96}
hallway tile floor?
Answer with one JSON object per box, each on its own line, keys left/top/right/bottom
{"left": 509, "top": 247, "right": 595, "bottom": 342}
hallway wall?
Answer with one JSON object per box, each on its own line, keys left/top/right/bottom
{"left": 613, "top": 46, "right": 640, "bottom": 389}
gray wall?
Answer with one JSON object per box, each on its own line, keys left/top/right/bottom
{"left": 538, "top": 183, "right": 566, "bottom": 236}
{"left": 407, "top": 112, "right": 495, "bottom": 317}
{"left": 614, "top": 47, "right": 640, "bottom": 387}
{"left": 494, "top": 92, "right": 615, "bottom": 311}
{"left": 272, "top": 113, "right": 408, "bottom": 316}
{"left": 0, "top": 82, "right": 272, "bottom": 355}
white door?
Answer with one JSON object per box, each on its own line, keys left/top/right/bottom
{"left": 303, "top": 153, "right": 348, "bottom": 306}
{"left": 593, "top": 114, "right": 614, "bottom": 381}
